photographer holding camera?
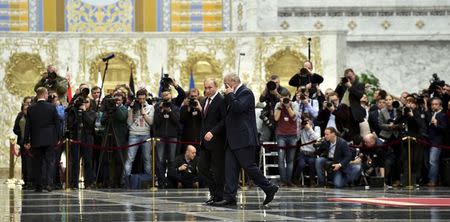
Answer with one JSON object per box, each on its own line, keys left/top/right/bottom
{"left": 259, "top": 75, "right": 289, "bottom": 141}
{"left": 99, "top": 91, "right": 129, "bottom": 188}
{"left": 34, "top": 65, "right": 68, "bottom": 102}
{"left": 378, "top": 95, "right": 402, "bottom": 187}
{"left": 154, "top": 90, "right": 182, "bottom": 188}
{"left": 315, "top": 127, "right": 352, "bottom": 188}
{"left": 293, "top": 113, "right": 320, "bottom": 186}
{"left": 295, "top": 88, "right": 319, "bottom": 121}
{"left": 122, "top": 88, "right": 154, "bottom": 188}
{"left": 66, "top": 97, "right": 96, "bottom": 189}
{"left": 274, "top": 91, "right": 299, "bottom": 187}
{"left": 335, "top": 69, "right": 366, "bottom": 142}
{"left": 169, "top": 145, "right": 199, "bottom": 188}
{"left": 180, "top": 88, "right": 203, "bottom": 153}
{"left": 398, "top": 95, "right": 427, "bottom": 187}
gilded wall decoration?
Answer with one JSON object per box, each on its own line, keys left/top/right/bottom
{"left": 5, "top": 52, "right": 46, "bottom": 97}
{"left": 79, "top": 38, "right": 149, "bottom": 92}
{"left": 180, "top": 52, "right": 223, "bottom": 88}
{"left": 264, "top": 48, "right": 307, "bottom": 92}
{"left": 167, "top": 38, "right": 235, "bottom": 88}
{"left": 89, "top": 52, "right": 137, "bottom": 92}
{"left": 66, "top": 0, "right": 134, "bottom": 32}
{"left": 0, "top": 37, "right": 58, "bottom": 168}
{"left": 255, "top": 36, "right": 322, "bottom": 93}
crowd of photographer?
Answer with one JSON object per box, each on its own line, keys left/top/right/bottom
{"left": 258, "top": 61, "right": 450, "bottom": 188}
{"left": 12, "top": 63, "right": 450, "bottom": 192}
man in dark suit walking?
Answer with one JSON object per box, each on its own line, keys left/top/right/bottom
{"left": 213, "top": 74, "right": 278, "bottom": 206}
{"left": 24, "top": 87, "right": 60, "bottom": 192}
{"left": 198, "top": 78, "right": 226, "bottom": 205}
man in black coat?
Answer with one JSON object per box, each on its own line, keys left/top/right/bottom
{"left": 213, "top": 74, "right": 278, "bottom": 206}
{"left": 24, "top": 87, "right": 60, "bottom": 192}
{"left": 335, "top": 68, "right": 366, "bottom": 142}
{"left": 315, "top": 127, "right": 352, "bottom": 188}
{"left": 198, "top": 78, "right": 226, "bottom": 205}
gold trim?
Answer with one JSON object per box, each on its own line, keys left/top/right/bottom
{"left": 5, "top": 52, "right": 46, "bottom": 97}
{"left": 254, "top": 36, "right": 322, "bottom": 93}
{"left": 167, "top": 38, "right": 235, "bottom": 88}
{"left": 180, "top": 52, "right": 223, "bottom": 88}
{"left": 43, "top": 0, "right": 57, "bottom": 31}
{"left": 89, "top": 52, "right": 137, "bottom": 92}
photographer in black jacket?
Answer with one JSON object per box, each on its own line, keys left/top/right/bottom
{"left": 67, "top": 97, "right": 97, "bottom": 189}
{"left": 180, "top": 88, "right": 202, "bottom": 153}
{"left": 259, "top": 75, "right": 289, "bottom": 141}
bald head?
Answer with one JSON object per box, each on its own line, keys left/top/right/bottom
{"left": 363, "top": 133, "right": 378, "bottom": 147}
{"left": 185, "top": 145, "right": 197, "bottom": 161}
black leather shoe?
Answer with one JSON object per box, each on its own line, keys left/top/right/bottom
{"left": 212, "top": 199, "right": 236, "bottom": 206}
{"left": 45, "top": 186, "right": 53, "bottom": 192}
{"left": 263, "top": 185, "right": 279, "bottom": 205}
{"left": 205, "top": 196, "right": 216, "bottom": 205}
{"left": 34, "top": 188, "right": 43, "bottom": 193}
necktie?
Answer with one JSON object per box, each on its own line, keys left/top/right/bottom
{"left": 204, "top": 98, "right": 211, "bottom": 116}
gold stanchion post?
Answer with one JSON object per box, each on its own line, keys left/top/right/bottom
{"left": 9, "top": 137, "right": 16, "bottom": 180}
{"left": 402, "top": 136, "right": 416, "bottom": 190}
{"left": 65, "top": 139, "right": 70, "bottom": 191}
{"left": 149, "top": 138, "right": 158, "bottom": 192}
{"left": 241, "top": 169, "right": 247, "bottom": 191}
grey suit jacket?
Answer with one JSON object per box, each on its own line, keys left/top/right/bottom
{"left": 378, "top": 107, "right": 400, "bottom": 139}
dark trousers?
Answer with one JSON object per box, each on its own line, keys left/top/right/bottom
{"left": 401, "top": 141, "right": 423, "bottom": 185}
{"left": 69, "top": 144, "right": 94, "bottom": 188}
{"left": 223, "top": 145, "right": 273, "bottom": 201}
{"left": 32, "top": 146, "right": 54, "bottom": 189}
{"left": 198, "top": 147, "right": 225, "bottom": 199}
{"left": 20, "top": 148, "right": 33, "bottom": 185}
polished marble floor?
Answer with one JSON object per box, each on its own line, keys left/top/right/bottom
{"left": 2, "top": 181, "right": 450, "bottom": 221}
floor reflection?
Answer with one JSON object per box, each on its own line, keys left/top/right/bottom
{"left": 2, "top": 182, "right": 450, "bottom": 221}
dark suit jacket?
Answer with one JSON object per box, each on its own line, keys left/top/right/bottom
{"left": 24, "top": 100, "right": 59, "bottom": 148}
{"left": 224, "top": 85, "right": 259, "bottom": 150}
{"left": 368, "top": 109, "right": 381, "bottom": 136}
{"left": 427, "top": 111, "right": 448, "bottom": 144}
{"left": 335, "top": 79, "right": 365, "bottom": 122}
{"left": 318, "top": 137, "right": 352, "bottom": 168}
{"left": 201, "top": 93, "right": 226, "bottom": 150}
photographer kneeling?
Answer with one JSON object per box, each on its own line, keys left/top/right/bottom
{"left": 315, "top": 127, "right": 352, "bottom": 188}
{"left": 169, "top": 145, "right": 199, "bottom": 188}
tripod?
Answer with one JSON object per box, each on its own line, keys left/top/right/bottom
{"left": 95, "top": 113, "right": 125, "bottom": 188}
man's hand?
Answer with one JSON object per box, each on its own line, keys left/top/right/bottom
{"left": 332, "top": 163, "right": 342, "bottom": 171}
{"left": 204, "top": 132, "right": 214, "bottom": 141}
{"left": 195, "top": 100, "right": 202, "bottom": 112}
{"left": 178, "top": 164, "right": 188, "bottom": 171}
{"left": 345, "top": 81, "right": 352, "bottom": 88}
{"left": 24, "top": 143, "right": 31, "bottom": 150}
{"left": 224, "top": 84, "right": 234, "bottom": 95}
{"left": 305, "top": 83, "right": 312, "bottom": 89}
{"left": 170, "top": 79, "right": 179, "bottom": 88}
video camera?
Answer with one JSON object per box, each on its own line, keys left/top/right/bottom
{"left": 188, "top": 96, "right": 198, "bottom": 109}
{"left": 429, "top": 73, "right": 446, "bottom": 94}
{"left": 340, "top": 77, "right": 349, "bottom": 85}
{"left": 266, "top": 81, "right": 277, "bottom": 91}
{"left": 160, "top": 74, "right": 173, "bottom": 92}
